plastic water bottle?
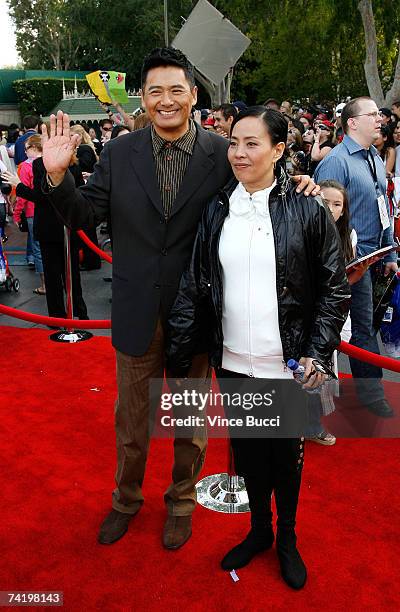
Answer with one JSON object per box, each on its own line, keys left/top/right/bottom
{"left": 287, "top": 359, "right": 321, "bottom": 394}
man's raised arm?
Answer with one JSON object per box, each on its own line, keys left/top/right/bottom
{"left": 42, "top": 110, "right": 111, "bottom": 230}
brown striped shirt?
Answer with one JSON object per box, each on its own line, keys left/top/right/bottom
{"left": 151, "top": 120, "right": 197, "bottom": 218}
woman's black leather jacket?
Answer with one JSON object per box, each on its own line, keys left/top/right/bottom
{"left": 166, "top": 171, "right": 351, "bottom": 377}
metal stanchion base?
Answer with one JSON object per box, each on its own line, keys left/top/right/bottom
{"left": 49, "top": 330, "right": 93, "bottom": 343}
{"left": 196, "top": 472, "right": 250, "bottom": 513}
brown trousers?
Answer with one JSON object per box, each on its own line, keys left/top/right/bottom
{"left": 112, "top": 319, "right": 209, "bottom": 516}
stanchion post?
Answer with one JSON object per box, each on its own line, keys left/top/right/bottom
{"left": 65, "top": 226, "right": 73, "bottom": 332}
{"left": 196, "top": 440, "right": 250, "bottom": 514}
{"left": 49, "top": 226, "right": 93, "bottom": 343}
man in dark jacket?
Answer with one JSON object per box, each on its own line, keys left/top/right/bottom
{"left": 41, "top": 48, "right": 318, "bottom": 550}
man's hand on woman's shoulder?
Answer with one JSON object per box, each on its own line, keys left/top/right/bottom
{"left": 292, "top": 174, "right": 320, "bottom": 197}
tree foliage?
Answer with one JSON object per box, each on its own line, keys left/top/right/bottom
{"left": 13, "top": 78, "right": 87, "bottom": 117}
{"left": 7, "top": 0, "right": 400, "bottom": 104}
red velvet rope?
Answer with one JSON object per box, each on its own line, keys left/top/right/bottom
{"left": 0, "top": 304, "right": 111, "bottom": 329}
{"left": 338, "top": 341, "right": 400, "bottom": 373}
{"left": 77, "top": 230, "right": 113, "bottom": 263}
{"left": 0, "top": 303, "right": 399, "bottom": 371}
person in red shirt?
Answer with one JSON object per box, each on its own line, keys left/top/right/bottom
{"left": 12, "top": 135, "right": 45, "bottom": 294}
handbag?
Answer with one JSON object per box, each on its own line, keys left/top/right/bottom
{"left": 18, "top": 209, "right": 28, "bottom": 233}
{"left": 372, "top": 265, "right": 397, "bottom": 329}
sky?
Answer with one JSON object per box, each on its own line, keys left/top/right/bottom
{"left": 0, "top": 0, "right": 20, "bottom": 67}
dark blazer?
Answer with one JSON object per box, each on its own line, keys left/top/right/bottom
{"left": 47, "top": 124, "right": 232, "bottom": 355}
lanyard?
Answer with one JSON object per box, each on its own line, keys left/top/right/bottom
{"left": 365, "top": 149, "right": 379, "bottom": 191}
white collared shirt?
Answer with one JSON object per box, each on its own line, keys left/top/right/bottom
{"left": 218, "top": 181, "right": 291, "bottom": 378}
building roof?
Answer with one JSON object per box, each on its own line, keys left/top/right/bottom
{"left": 44, "top": 96, "right": 142, "bottom": 120}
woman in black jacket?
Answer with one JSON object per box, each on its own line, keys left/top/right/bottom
{"left": 70, "top": 125, "right": 102, "bottom": 271}
{"left": 167, "top": 107, "right": 350, "bottom": 589}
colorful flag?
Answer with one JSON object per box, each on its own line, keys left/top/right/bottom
{"left": 86, "top": 70, "right": 129, "bottom": 105}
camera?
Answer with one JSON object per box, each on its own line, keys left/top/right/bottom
{"left": 0, "top": 175, "right": 11, "bottom": 196}
{"left": 292, "top": 150, "right": 309, "bottom": 173}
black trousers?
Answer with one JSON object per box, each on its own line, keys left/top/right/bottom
{"left": 79, "top": 226, "right": 101, "bottom": 269}
{"left": 217, "top": 368, "right": 304, "bottom": 530}
{"left": 39, "top": 240, "right": 88, "bottom": 319}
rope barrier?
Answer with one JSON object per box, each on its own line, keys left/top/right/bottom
{"left": 0, "top": 305, "right": 399, "bottom": 371}
{"left": 338, "top": 341, "right": 400, "bottom": 373}
{"left": 77, "top": 230, "right": 113, "bottom": 264}
{"left": 0, "top": 304, "right": 111, "bottom": 329}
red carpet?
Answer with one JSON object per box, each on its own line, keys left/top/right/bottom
{"left": 1, "top": 325, "right": 399, "bottom": 611}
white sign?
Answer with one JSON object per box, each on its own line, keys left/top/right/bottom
{"left": 172, "top": 0, "right": 251, "bottom": 85}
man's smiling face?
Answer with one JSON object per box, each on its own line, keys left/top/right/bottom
{"left": 141, "top": 66, "right": 197, "bottom": 140}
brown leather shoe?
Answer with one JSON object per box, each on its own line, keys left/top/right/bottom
{"left": 98, "top": 509, "right": 135, "bottom": 545}
{"left": 162, "top": 515, "right": 192, "bottom": 549}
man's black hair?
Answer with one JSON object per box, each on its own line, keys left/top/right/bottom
{"left": 22, "top": 115, "right": 40, "bottom": 130}
{"left": 100, "top": 118, "right": 113, "bottom": 128}
{"left": 214, "top": 103, "right": 238, "bottom": 121}
{"left": 111, "top": 125, "right": 131, "bottom": 139}
{"left": 141, "top": 47, "right": 195, "bottom": 89}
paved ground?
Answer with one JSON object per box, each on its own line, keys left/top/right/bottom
{"left": 1, "top": 222, "right": 111, "bottom": 337}
{"left": 1, "top": 221, "right": 399, "bottom": 382}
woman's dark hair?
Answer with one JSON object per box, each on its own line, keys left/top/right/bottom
{"left": 230, "top": 106, "right": 288, "bottom": 177}
{"left": 292, "top": 118, "right": 305, "bottom": 135}
{"left": 6, "top": 127, "right": 19, "bottom": 144}
{"left": 141, "top": 47, "right": 195, "bottom": 89}
{"left": 111, "top": 125, "right": 131, "bottom": 139}
{"left": 378, "top": 124, "right": 395, "bottom": 160}
{"left": 319, "top": 180, "right": 353, "bottom": 262}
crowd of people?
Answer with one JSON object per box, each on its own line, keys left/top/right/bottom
{"left": 0, "top": 46, "right": 399, "bottom": 592}
{"left": 199, "top": 98, "right": 400, "bottom": 181}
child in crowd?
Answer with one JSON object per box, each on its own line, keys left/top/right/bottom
{"left": 307, "top": 180, "right": 370, "bottom": 444}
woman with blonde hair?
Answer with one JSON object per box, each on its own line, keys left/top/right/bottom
{"left": 132, "top": 112, "right": 151, "bottom": 131}
{"left": 70, "top": 124, "right": 98, "bottom": 173}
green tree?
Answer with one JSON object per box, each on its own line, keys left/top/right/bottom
{"left": 215, "top": 0, "right": 369, "bottom": 104}
{"left": 8, "top": 0, "right": 399, "bottom": 104}
{"left": 356, "top": 0, "right": 400, "bottom": 105}
{"left": 8, "top": 0, "right": 194, "bottom": 86}
{"left": 8, "top": 0, "right": 99, "bottom": 70}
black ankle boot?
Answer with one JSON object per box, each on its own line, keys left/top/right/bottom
{"left": 276, "top": 529, "right": 307, "bottom": 589}
{"left": 221, "top": 527, "right": 274, "bottom": 570}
